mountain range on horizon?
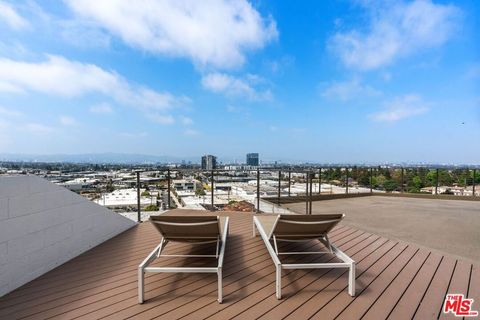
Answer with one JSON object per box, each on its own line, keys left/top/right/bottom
{"left": 0, "top": 152, "right": 308, "bottom": 165}
{"left": 0, "top": 153, "right": 478, "bottom": 167}
{"left": 0, "top": 153, "right": 200, "bottom": 164}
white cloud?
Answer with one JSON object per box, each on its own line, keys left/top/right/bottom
{"left": 369, "top": 94, "right": 429, "bottom": 122}
{"left": 321, "top": 78, "right": 381, "bottom": 101}
{"left": 0, "top": 1, "right": 28, "bottom": 30}
{"left": 59, "top": 115, "right": 77, "bottom": 126}
{"left": 202, "top": 72, "right": 272, "bottom": 101}
{"left": 0, "top": 55, "right": 187, "bottom": 122}
{"left": 330, "top": 0, "right": 461, "bottom": 70}
{"left": 89, "top": 102, "right": 113, "bottom": 114}
{"left": 65, "top": 0, "right": 278, "bottom": 69}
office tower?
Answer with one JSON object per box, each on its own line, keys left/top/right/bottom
{"left": 201, "top": 155, "right": 217, "bottom": 170}
{"left": 246, "top": 153, "right": 259, "bottom": 166}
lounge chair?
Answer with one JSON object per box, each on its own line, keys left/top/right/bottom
{"left": 253, "top": 213, "right": 355, "bottom": 299}
{"left": 138, "top": 215, "right": 229, "bottom": 303}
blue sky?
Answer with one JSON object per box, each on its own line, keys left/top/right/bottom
{"left": 0, "top": 0, "right": 478, "bottom": 164}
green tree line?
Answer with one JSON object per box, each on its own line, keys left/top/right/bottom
{"left": 316, "top": 167, "right": 479, "bottom": 193}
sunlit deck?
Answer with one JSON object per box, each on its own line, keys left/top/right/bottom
{"left": 0, "top": 210, "right": 478, "bottom": 320}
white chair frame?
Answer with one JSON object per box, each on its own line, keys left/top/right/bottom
{"left": 138, "top": 217, "right": 229, "bottom": 304}
{"left": 253, "top": 215, "right": 355, "bottom": 299}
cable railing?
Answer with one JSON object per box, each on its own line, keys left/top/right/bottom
{"left": 8, "top": 163, "right": 475, "bottom": 222}
{"left": 114, "top": 166, "right": 480, "bottom": 222}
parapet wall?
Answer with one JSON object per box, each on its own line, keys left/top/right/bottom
{"left": 0, "top": 175, "right": 136, "bottom": 297}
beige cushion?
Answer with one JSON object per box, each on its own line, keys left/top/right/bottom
{"left": 255, "top": 215, "right": 279, "bottom": 238}
{"left": 275, "top": 214, "right": 343, "bottom": 240}
{"left": 150, "top": 215, "right": 223, "bottom": 243}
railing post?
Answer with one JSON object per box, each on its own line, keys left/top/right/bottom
{"left": 318, "top": 168, "right": 322, "bottom": 194}
{"left": 309, "top": 172, "right": 313, "bottom": 214}
{"left": 211, "top": 170, "right": 215, "bottom": 211}
{"left": 277, "top": 170, "right": 281, "bottom": 205}
{"left": 435, "top": 168, "right": 439, "bottom": 195}
{"left": 473, "top": 169, "right": 476, "bottom": 197}
{"left": 370, "top": 167, "right": 373, "bottom": 193}
{"left": 401, "top": 167, "right": 404, "bottom": 193}
{"left": 288, "top": 169, "right": 291, "bottom": 197}
{"left": 167, "top": 168, "right": 171, "bottom": 209}
{"left": 136, "top": 171, "right": 141, "bottom": 223}
{"left": 256, "top": 168, "right": 260, "bottom": 213}
{"left": 305, "top": 172, "right": 309, "bottom": 215}
{"left": 345, "top": 168, "right": 349, "bottom": 194}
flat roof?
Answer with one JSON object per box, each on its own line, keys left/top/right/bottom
{"left": 284, "top": 196, "right": 480, "bottom": 263}
{"left": 0, "top": 209, "right": 478, "bottom": 319}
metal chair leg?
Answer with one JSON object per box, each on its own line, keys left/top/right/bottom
{"left": 138, "top": 267, "right": 144, "bottom": 303}
{"left": 348, "top": 262, "right": 356, "bottom": 297}
{"left": 276, "top": 265, "right": 282, "bottom": 299}
{"left": 218, "top": 268, "right": 223, "bottom": 303}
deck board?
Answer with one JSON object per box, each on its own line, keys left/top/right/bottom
{"left": 0, "top": 209, "right": 477, "bottom": 320}
{"left": 336, "top": 248, "right": 428, "bottom": 320}
{"left": 386, "top": 252, "right": 443, "bottom": 320}
{"left": 413, "top": 256, "right": 456, "bottom": 320}
{"left": 259, "top": 237, "right": 392, "bottom": 320}
{"left": 438, "top": 260, "right": 473, "bottom": 320}
{"left": 193, "top": 231, "right": 372, "bottom": 320}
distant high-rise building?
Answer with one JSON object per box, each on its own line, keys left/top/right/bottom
{"left": 201, "top": 155, "right": 217, "bottom": 170}
{"left": 246, "top": 153, "right": 259, "bottom": 166}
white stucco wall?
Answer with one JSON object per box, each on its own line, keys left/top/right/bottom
{"left": 0, "top": 175, "right": 136, "bottom": 297}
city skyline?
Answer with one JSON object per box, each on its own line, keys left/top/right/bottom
{"left": 0, "top": 1, "right": 479, "bottom": 164}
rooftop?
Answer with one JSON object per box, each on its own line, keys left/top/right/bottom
{"left": 1, "top": 208, "right": 478, "bottom": 319}
{"left": 284, "top": 196, "right": 480, "bottom": 263}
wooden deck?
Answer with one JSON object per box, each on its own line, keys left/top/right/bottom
{"left": 0, "top": 210, "right": 478, "bottom": 320}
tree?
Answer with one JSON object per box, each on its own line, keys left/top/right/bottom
{"left": 383, "top": 180, "right": 398, "bottom": 192}
{"left": 376, "top": 175, "right": 386, "bottom": 189}
{"left": 408, "top": 176, "right": 423, "bottom": 193}
{"left": 472, "top": 170, "right": 480, "bottom": 184}
{"left": 195, "top": 187, "right": 206, "bottom": 196}
{"left": 105, "top": 179, "right": 114, "bottom": 193}
{"left": 358, "top": 173, "right": 370, "bottom": 187}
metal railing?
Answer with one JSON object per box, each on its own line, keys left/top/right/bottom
{"left": 129, "top": 166, "right": 479, "bottom": 222}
